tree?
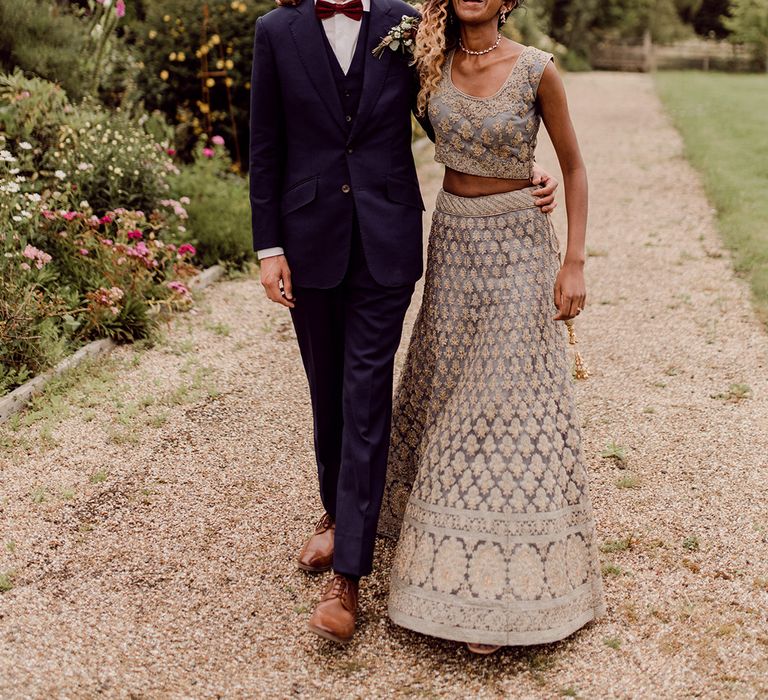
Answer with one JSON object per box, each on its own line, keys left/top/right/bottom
{"left": 690, "top": 0, "right": 731, "bottom": 37}
{"left": 723, "top": 0, "right": 768, "bottom": 68}
{"left": 130, "top": 0, "right": 273, "bottom": 167}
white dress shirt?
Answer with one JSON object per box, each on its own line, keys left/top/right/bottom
{"left": 257, "top": 0, "right": 372, "bottom": 261}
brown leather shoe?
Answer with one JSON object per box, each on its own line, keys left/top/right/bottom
{"left": 297, "top": 513, "right": 335, "bottom": 573}
{"left": 307, "top": 573, "right": 359, "bottom": 643}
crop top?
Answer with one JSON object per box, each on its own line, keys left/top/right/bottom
{"left": 428, "top": 45, "right": 554, "bottom": 180}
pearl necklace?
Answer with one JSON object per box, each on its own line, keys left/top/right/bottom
{"left": 458, "top": 33, "right": 502, "bottom": 56}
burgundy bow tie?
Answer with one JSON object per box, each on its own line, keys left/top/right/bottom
{"left": 315, "top": 0, "right": 364, "bottom": 21}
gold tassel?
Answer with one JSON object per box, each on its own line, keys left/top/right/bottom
{"left": 565, "top": 319, "right": 590, "bottom": 380}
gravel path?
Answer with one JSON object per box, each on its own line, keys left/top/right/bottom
{"left": 1, "top": 73, "right": 767, "bottom": 699}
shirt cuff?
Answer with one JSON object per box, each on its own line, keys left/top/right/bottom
{"left": 257, "top": 247, "right": 285, "bottom": 260}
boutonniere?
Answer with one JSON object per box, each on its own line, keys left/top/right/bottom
{"left": 372, "top": 14, "right": 420, "bottom": 60}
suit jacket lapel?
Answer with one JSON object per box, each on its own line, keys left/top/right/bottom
{"left": 348, "top": 0, "right": 393, "bottom": 143}
{"left": 288, "top": 2, "right": 347, "bottom": 134}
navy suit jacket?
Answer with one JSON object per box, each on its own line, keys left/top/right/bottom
{"left": 249, "top": 0, "right": 430, "bottom": 288}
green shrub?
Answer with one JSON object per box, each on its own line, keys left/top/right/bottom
{"left": 0, "top": 0, "right": 90, "bottom": 100}
{"left": 169, "top": 141, "right": 253, "bottom": 268}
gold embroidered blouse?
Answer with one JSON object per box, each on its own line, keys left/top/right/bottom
{"left": 428, "top": 45, "right": 554, "bottom": 180}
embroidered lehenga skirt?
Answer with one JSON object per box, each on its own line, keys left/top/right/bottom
{"left": 379, "top": 187, "right": 607, "bottom": 646}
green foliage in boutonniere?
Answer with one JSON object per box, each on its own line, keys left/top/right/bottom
{"left": 372, "top": 15, "right": 420, "bottom": 60}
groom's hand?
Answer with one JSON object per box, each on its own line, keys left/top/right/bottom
{"left": 531, "top": 165, "right": 559, "bottom": 214}
{"left": 261, "top": 255, "right": 295, "bottom": 309}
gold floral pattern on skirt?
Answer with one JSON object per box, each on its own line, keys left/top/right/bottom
{"left": 380, "top": 187, "right": 607, "bottom": 646}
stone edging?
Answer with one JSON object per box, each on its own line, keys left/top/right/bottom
{"left": 0, "top": 264, "right": 226, "bottom": 424}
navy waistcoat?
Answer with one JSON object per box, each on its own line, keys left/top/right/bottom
{"left": 320, "top": 13, "right": 370, "bottom": 127}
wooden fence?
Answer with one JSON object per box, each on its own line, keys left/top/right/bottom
{"left": 590, "top": 35, "right": 765, "bottom": 73}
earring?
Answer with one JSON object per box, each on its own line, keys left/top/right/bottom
{"left": 498, "top": 9, "right": 507, "bottom": 27}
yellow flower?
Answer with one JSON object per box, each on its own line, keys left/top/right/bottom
{"left": 148, "top": 29, "right": 158, "bottom": 39}
{"left": 216, "top": 59, "right": 225, "bottom": 69}
{"left": 231, "top": 1, "right": 239, "bottom": 8}
{"left": 163, "top": 14, "right": 171, "bottom": 22}
{"left": 225, "top": 77, "right": 234, "bottom": 87}
{"left": 211, "top": 34, "right": 221, "bottom": 45}
{"left": 225, "top": 59, "right": 234, "bottom": 70}
{"left": 160, "top": 70, "right": 169, "bottom": 80}
{"left": 206, "top": 78, "right": 216, "bottom": 88}
{"left": 169, "top": 52, "right": 177, "bottom": 61}
{"left": 177, "top": 51, "right": 186, "bottom": 61}
{"left": 238, "top": 2, "right": 247, "bottom": 11}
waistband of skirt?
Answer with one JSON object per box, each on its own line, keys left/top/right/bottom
{"left": 435, "top": 187, "right": 540, "bottom": 217}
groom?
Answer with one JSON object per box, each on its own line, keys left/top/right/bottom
{"left": 249, "top": 0, "right": 557, "bottom": 643}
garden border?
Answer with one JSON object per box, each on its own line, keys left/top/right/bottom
{"left": 0, "top": 264, "right": 225, "bottom": 424}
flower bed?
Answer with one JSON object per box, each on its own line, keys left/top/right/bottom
{"left": 0, "top": 71, "right": 205, "bottom": 396}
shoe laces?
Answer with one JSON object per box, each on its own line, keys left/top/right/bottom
{"left": 315, "top": 512, "right": 334, "bottom": 533}
{"left": 329, "top": 574, "right": 348, "bottom": 598}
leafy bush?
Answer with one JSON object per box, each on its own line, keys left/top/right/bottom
{"left": 169, "top": 138, "right": 253, "bottom": 268}
{"left": 0, "top": 0, "right": 90, "bottom": 100}
{"left": 0, "top": 70, "right": 178, "bottom": 216}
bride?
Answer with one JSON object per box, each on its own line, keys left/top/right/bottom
{"left": 379, "top": 0, "right": 607, "bottom": 654}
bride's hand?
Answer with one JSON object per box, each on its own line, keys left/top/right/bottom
{"left": 531, "top": 164, "right": 558, "bottom": 214}
{"left": 553, "top": 261, "right": 586, "bottom": 321}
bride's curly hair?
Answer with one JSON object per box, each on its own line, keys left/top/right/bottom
{"left": 414, "top": 0, "right": 523, "bottom": 116}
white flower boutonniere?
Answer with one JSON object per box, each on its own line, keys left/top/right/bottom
{"left": 372, "top": 14, "right": 420, "bottom": 61}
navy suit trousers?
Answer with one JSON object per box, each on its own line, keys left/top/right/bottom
{"left": 290, "top": 219, "right": 414, "bottom": 577}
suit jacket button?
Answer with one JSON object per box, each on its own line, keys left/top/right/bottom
{"left": 347, "top": 148, "right": 354, "bottom": 154}
{"left": 345, "top": 115, "right": 352, "bottom": 123}
{"left": 341, "top": 184, "right": 351, "bottom": 193}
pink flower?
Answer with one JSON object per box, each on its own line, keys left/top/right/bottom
{"left": 61, "top": 211, "right": 78, "bottom": 221}
{"left": 79, "top": 248, "right": 90, "bottom": 256}
{"left": 202, "top": 147, "right": 215, "bottom": 159}
{"left": 101, "top": 238, "right": 114, "bottom": 246}
{"left": 127, "top": 229, "right": 143, "bottom": 240}
{"left": 167, "top": 280, "right": 191, "bottom": 297}
{"left": 167, "top": 148, "right": 176, "bottom": 156}
{"left": 19, "top": 262, "right": 31, "bottom": 271}
{"left": 41, "top": 210, "right": 56, "bottom": 220}
{"left": 211, "top": 135, "right": 225, "bottom": 146}
{"left": 22, "top": 245, "right": 37, "bottom": 260}
{"left": 115, "top": 0, "right": 126, "bottom": 18}
{"left": 177, "top": 243, "right": 196, "bottom": 257}
{"left": 165, "top": 243, "right": 177, "bottom": 252}
{"left": 99, "top": 215, "right": 113, "bottom": 225}
{"left": 22, "top": 244, "right": 52, "bottom": 268}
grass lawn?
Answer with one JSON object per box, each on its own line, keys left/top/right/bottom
{"left": 655, "top": 71, "right": 768, "bottom": 325}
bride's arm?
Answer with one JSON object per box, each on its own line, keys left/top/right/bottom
{"left": 537, "top": 62, "right": 588, "bottom": 321}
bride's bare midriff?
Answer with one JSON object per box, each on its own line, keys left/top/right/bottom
{"left": 443, "top": 167, "right": 532, "bottom": 198}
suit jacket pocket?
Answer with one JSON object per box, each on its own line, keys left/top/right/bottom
{"left": 281, "top": 176, "right": 318, "bottom": 215}
{"left": 386, "top": 175, "right": 425, "bottom": 211}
